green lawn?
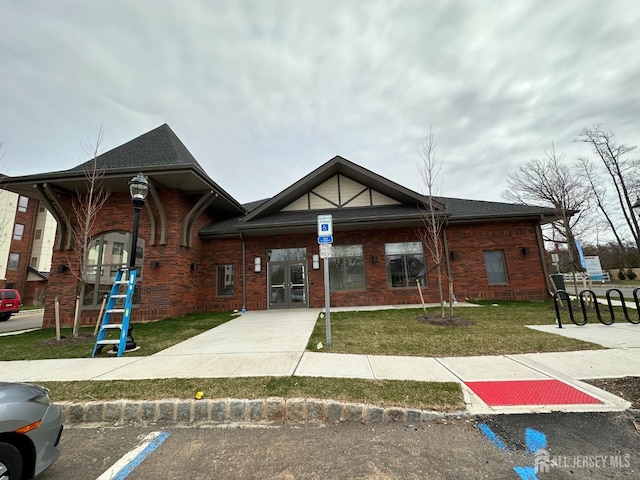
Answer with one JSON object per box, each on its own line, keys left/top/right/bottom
{"left": 306, "top": 300, "right": 602, "bottom": 356}
{"left": 1, "top": 300, "right": 603, "bottom": 410}
{"left": 0, "top": 311, "right": 235, "bottom": 361}
{"left": 41, "top": 377, "right": 464, "bottom": 411}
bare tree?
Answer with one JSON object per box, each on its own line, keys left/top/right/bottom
{"left": 575, "top": 125, "right": 640, "bottom": 254}
{"left": 67, "top": 128, "right": 111, "bottom": 336}
{"left": 578, "top": 156, "right": 630, "bottom": 265}
{"left": 416, "top": 128, "right": 452, "bottom": 319}
{"left": 503, "top": 144, "right": 589, "bottom": 291}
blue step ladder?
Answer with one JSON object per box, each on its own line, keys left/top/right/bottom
{"left": 91, "top": 267, "right": 137, "bottom": 357}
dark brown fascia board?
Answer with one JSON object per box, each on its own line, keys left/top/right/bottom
{"left": 446, "top": 213, "right": 559, "bottom": 225}
{"left": 242, "top": 156, "right": 430, "bottom": 222}
{"left": 7, "top": 164, "right": 247, "bottom": 215}
{"left": 237, "top": 213, "right": 427, "bottom": 233}
{"left": 201, "top": 211, "right": 556, "bottom": 239}
{"left": 232, "top": 211, "right": 554, "bottom": 235}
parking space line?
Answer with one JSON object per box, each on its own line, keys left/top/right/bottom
{"left": 96, "top": 430, "right": 170, "bottom": 480}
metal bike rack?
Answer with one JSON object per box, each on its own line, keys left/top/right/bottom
{"left": 553, "top": 287, "right": 640, "bottom": 328}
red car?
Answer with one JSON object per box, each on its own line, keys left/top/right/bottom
{"left": 0, "top": 289, "right": 21, "bottom": 322}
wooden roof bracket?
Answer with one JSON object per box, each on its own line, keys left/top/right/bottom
{"left": 181, "top": 190, "right": 218, "bottom": 247}
{"left": 37, "top": 183, "right": 72, "bottom": 251}
{"left": 146, "top": 182, "right": 167, "bottom": 245}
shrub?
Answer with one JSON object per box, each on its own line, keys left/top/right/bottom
{"left": 626, "top": 269, "right": 637, "bottom": 280}
{"left": 618, "top": 270, "right": 627, "bottom": 280}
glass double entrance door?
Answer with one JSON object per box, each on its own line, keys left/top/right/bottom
{"left": 269, "top": 261, "right": 308, "bottom": 309}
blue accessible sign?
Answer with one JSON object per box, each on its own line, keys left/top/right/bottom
{"left": 317, "top": 214, "right": 333, "bottom": 237}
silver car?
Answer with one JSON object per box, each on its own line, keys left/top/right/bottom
{"left": 0, "top": 382, "right": 63, "bottom": 479}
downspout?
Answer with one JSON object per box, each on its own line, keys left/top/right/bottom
{"left": 241, "top": 233, "right": 246, "bottom": 311}
{"left": 535, "top": 216, "right": 553, "bottom": 296}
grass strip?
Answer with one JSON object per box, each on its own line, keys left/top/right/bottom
{"left": 307, "top": 300, "right": 603, "bottom": 356}
{"left": 42, "top": 377, "right": 464, "bottom": 411}
{"left": 0, "top": 311, "right": 235, "bottom": 361}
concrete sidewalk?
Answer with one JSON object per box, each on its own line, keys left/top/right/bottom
{"left": 1, "top": 307, "right": 639, "bottom": 416}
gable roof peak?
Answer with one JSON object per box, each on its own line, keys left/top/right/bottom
{"left": 68, "top": 123, "right": 205, "bottom": 173}
{"left": 241, "top": 154, "right": 428, "bottom": 221}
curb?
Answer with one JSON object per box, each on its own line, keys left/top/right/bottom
{"left": 59, "top": 398, "right": 469, "bottom": 426}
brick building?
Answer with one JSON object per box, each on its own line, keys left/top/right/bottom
{"left": 0, "top": 189, "right": 57, "bottom": 305}
{"left": 5, "top": 124, "right": 558, "bottom": 327}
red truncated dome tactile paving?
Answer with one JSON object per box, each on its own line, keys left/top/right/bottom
{"left": 465, "top": 379, "right": 603, "bottom": 406}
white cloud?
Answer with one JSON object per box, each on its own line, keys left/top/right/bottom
{"left": 1, "top": 0, "right": 639, "bottom": 206}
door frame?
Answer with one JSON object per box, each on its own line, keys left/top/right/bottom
{"left": 268, "top": 260, "right": 309, "bottom": 309}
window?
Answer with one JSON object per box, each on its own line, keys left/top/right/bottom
{"left": 35, "top": 229, "right": 42, "bottom": 240}
{"left": 31, "top": 256, "right": 38, "bottom": 268}
{"left": 385, "top": 242, "right": 427, "bottom": 288}
{"left": 329, "top": 245, "right": 365, "bottom": 291}
{"left": 112, "top": 242, "right": 125, "bottom": 256}
{"left": 267, "top": 248, "right": 307, "bottom": 261}
{"left": 112, "top": 242, "right": 125, "bottom": 265}
{"left": 3, "top": 290, "right": 17, "bottom": 300}
{"left": 484, "top": 250, "right": 508, "bottom": 284}
{"left": 18, "top": 196, "right": 29, "bottom": 212}
{"left": 82, "top": 231, "right": 145, "bottom": 307}
{"left": 8, "top": 253, "right": 19, "bottom": 270}
{"left": 217, "top": 265, "right": 235, "bottom": 296}
{"left": 13, "top": 224, "right": 24, "bottom": 241}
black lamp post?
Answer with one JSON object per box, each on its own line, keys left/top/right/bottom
{"left": 129, "top": 173, "right": 149, "bottom": 268}
{"left": 123, "top": 172, "right": 149, "bottom": 351}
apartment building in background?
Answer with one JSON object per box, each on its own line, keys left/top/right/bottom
{"left": 0, "top": 188, "right": 57, "bottom": 305}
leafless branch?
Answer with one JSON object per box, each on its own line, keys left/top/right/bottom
{"left": 67, "top": 127, "right": 111, "bottom": 335}
{"left": 575, "top": 125, "right": 640, "bottom": 253}
{"left": 503, "top": 143, "right": 587, "bottom": 274}
{"left": 416, "top": 127, "right": 451, "bottom": 318}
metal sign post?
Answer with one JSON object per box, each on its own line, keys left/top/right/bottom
{"left": 323, "top": 256, "right": 331, "bottom": 347}
{"left": 318, "top": 215, "right": 333, "bottom": 348}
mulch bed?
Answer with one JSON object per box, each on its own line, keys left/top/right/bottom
{"left": 586, "top": 377, "right": 640, "bottom": 410}
{"left": 417, "top": 314, "right": 473, "bottom": 327}
{"left": 38, "top": 333, "right": 94, "bottom": 347}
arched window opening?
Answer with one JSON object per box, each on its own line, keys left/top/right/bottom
{"left": 82, "top": 231, "right": 145, "bottom": 307}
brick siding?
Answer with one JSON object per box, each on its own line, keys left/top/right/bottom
{"left": 42, "top": 189, "right": 549, "bottom": 327}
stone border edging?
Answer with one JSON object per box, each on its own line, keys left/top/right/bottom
{"left": 59, "top": 397, "right": 468, "bottom": 426}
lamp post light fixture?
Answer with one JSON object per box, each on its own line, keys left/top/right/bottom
{"left": 123, "top": 172, "right": 149, "bottom": 352}
{"left": 129, "top": 172, "right": 149, "bottom": 268}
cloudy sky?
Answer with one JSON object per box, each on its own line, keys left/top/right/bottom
{"left": 1, "top": 0, "right": 639, "bottom": 205}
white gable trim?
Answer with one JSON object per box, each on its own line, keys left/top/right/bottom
{"left": 282, "top": 174, "right": 400, "bottom": 212}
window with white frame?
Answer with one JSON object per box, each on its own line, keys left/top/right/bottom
{"left": 483, "top": 250, "right": 508, "bottom": 284}
{"left": 329, "top": 245, "right": 365, "bottom": 291}
{"left": 13, "top": 224, "right": 24, "bottom": 241}
{"left": 18, "top": 195, "right": 29, "bottom": 212}
{"left": 385, "top": 242, "right": 427, "bottom": 288}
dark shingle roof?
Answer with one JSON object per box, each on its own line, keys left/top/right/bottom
{"left": 200, "top": 154, "right": 560, "bottom": 238}
{"left": 435, "top": 196, "right": 557, "bottom": 221}
{"left": 4, "top": 124, "right": 246, "bottom": 217}
{"left": 200, "top": 195, "right": 559, "bottom": 238}
{"left": 68, "top": 124, "right": 207, "bottom": 174}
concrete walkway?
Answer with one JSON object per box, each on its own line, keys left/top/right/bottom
{"left": 2, "top": 307, "right": 639, "bottom": 415}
